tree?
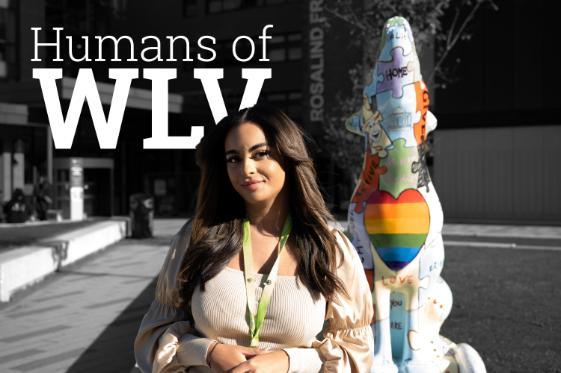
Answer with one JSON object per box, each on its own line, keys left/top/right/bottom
{"left": 320, "top": 0, "right": 498, "bottom": 206}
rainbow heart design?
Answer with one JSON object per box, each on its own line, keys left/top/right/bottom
{"left": 364, "top": 189, "right": 430, "bottom": 271}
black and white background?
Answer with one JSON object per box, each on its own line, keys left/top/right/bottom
{"left": 0, "top": 1, "right": 560, "bottom": 372}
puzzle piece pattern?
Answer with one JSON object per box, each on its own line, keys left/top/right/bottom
{"left": 345, "top": 15, "right": 486, "bottom": 373}
{"left": 352, "top": 153, "right": 387, "bottom": 213}
{"left": 376, "top": 47, "right": 418, "bottom": 98}
{"left": 379, "top": 138, "right": 419, "bottom": 198}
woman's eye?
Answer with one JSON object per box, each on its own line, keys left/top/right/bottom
{"left": 226, "top": 156, "right": 239, "bottom": 164}
{"left": 253, "top": 150, "right": 271, "bottom": 159}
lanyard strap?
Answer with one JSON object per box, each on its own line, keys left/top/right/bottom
{"left": 242, "top": 214, "right": 292, "bottom": 347}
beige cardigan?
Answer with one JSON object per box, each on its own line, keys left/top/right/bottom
{"left": 134, "top": 221, "right": 374, "bottom": 372}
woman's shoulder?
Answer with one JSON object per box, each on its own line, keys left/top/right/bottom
{"left": 329, "top": 227, "right": 368, "bottom": 292}
{"left": 167, "top": 219, "right": 194, "bottom": 270}
{"left": 330, "top": 227, "right": 359, "bottom": 264}
{"left": 327, "top": 227, "right": 373, "bottom": 322}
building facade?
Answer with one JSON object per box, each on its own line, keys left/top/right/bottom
{"left": 1, "top": 0, "right": 558, "bottom": 224}
{"left": 431, "top": 0, "right": 561, "bottom": 224}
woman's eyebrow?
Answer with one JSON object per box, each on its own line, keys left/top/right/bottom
{"left": 249, "top": 142, "right": 268, "bottom": 151}
{"left": 225, "top": 142, "right": 268, "bottom": 155}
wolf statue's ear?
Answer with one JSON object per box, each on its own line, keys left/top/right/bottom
{"left": 345, "top": 109, "right": 365, "bottom": 136}
{"left": 426, "top": 111, "right": 437, "bottom": 134}
{"left": 363, "top": 64, "right": 378, "bottom": 109}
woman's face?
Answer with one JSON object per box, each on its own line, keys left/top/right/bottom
{"left": 224, "top": 121, "right": 286, "bottom": 206}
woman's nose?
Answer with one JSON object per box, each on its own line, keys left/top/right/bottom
{"left": 241, "top": 157, "right": 256, "bottom": 176}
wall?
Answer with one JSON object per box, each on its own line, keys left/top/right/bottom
{"left": 432, "top": 125, "right": 561, "bottom": 224}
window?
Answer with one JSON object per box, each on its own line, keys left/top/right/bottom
{"left": 0, "top": 7, "right": 7, "bottom": 78}
{"left": 263, "top": 91, "right": 303, "bottom": 122}
{"left": 0, "top": 1, "right": 16, "bottom": 80}
{"left": 268, "top": 32, "right": 302, "bottom": 62}
{"left": 207, "top": 0, "right": 298, "bottom": 14}
{"left": 213, "top": 31, "right": 302, "bottom": 66}
{"left": 183, "top": 0, "right": 198, "bottom": 17}
{"left": 208, "top": 0, "right": 243, "bottom": 13}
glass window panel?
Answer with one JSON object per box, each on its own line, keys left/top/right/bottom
{"left": 0, "top": 9, "right": 6, "bottom": 40}
{"left": 208, "top": 0, "right": 222, "bottom": 13}
{"left": 242, "top": 0, "right": 259, "bottom": 6}
{"left": 288, "top": 105, "right": 301, "bottom": 118}
{"left": 270, "top": 35, "right": 285, "bottom": 44}
{"left": 224, "top": 0, "right": 242, "bottom": 11}
{"left": 288, "top": 33, "right": 302, "bottom": 41}
{"left": 183, "top": 0, "right": 198, "bottom": 17}
{"left": 269, "top": 48, "right": 286, "bottom": 62}
{"left": 184, "top": 5, "right": 197, "bottom": 16}
{"left": 288, "top": 47, "right": 302, "bottom": 60}
{"left": 288, "top": 92, "right": 302, "bottom": 100}
{"left": 267, "top": 93, "right": 287, "bottom": 101}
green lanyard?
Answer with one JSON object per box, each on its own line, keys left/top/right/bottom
{"left": 242, "top": 214, "right": 292, "bottom": 347}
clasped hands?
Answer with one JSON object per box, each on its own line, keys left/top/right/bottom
{"left": 208, "top": 342, "right": 289, "bottom": 373}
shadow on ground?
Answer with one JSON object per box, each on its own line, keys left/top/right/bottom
{"left": 67, "top": 277, "right": 157, "bottom": 373}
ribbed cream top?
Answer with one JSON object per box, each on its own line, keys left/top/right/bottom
{"left": 191, "top": 266, "right": 327, "bottom": 350}
{"left": 134, "top": 225, "right": 375, "bottom": 373}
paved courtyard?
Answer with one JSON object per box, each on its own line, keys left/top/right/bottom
{"left": 0, "top": 219, "right": 186, "bottom": 373}
{"left": 0, "top": 219, "right": 560, "bottom": 372}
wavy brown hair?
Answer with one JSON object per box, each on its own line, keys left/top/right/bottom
{"left": 175, "top": 104, "right": 345, "bottom": 308}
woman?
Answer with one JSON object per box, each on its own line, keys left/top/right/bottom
{"left": 134, "top": 105, "right": 374, "bottom": 372}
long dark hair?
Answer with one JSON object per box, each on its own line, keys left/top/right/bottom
{"left": 175, "top": 104, "right": 344, "bottom": 307}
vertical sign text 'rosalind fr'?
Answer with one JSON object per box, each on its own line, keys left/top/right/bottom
{"left": 31, "top": 26, "right": 275, "bottom": 149}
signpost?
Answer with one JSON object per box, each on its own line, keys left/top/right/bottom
{"left": 69, "top": 158, "right": 84, "bottom": 220}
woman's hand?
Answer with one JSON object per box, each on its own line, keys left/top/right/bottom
{"left": 229, "top": 350, "right": 289, "bottom": 373}
{"left": 208, "top": 343, "right": 268, "bottom": 373}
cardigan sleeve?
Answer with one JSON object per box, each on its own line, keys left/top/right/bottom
{"left": 284, "top": 229, "right": 374, "bottom": 373}
{"left": 133, "top": 220, "right": 216, "bottom": 373}
{"left": 134, "top": 299, "right": 216, "bottom": 372}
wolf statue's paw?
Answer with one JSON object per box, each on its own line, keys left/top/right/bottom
{"left": 371, "top": 356, "right": 399, "bottom": 373}
{"left": 453, "top": 343, "right": 486, "bottom": 373}
{"left": 398, "top": 357, "right": 450, "bottom": 373}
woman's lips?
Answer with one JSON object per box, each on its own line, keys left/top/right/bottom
{"left": 242, "top": 180, "right": 264, "bottom": 192}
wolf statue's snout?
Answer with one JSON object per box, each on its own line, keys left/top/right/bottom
{"left": 345, "top": 16, "right": 486, "bottom": 373}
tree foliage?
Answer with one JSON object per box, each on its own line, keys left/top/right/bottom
{"left": 321, "top": 0, "right": 498, "bottom": 196}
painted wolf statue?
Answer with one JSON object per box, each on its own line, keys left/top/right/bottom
{"left": 345, "top": 17, "right": 486, "bottom": 373}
